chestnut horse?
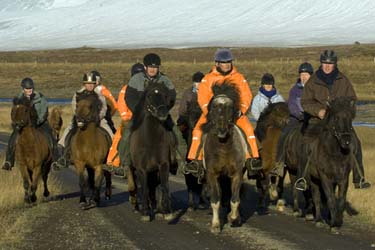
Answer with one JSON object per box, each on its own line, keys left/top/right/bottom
{"left": 70, "top": 91, "right": 112, "bottom": 209}
{"left": 12, "top": 97, "right": 52, "bottom": 204}
{"left": 48, "top": 106, "right": 63, "bottom": 141}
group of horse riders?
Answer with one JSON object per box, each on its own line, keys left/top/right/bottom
{"left": 1, "top": 48, "right": 371, "bottom": 191}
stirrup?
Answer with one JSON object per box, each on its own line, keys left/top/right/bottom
{"left": 247, "top": 158, "right": 262, "bottom": 171}
{"left": 102, "top": 164, "right": 115, "bottom": 173}
{"left": 295, "top": 177, "right": 308, "bottom": 191}
{"left": 183, "top": 161, "right": 204, "bottom": 179}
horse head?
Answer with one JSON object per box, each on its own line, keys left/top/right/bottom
{"left": 203, "top": 82, "right": 240, "bottom": 139}
{"left": 325, "top": 97, "right": 356, "bottom": 152}
{"left": 75, "top": 91, "right": 102, "bottom": 129}
{"left": 144, "top": 81, "right": 171, "bottom": 121}
{"left": 11, "top": 96, "right": 37, "bottom": 131}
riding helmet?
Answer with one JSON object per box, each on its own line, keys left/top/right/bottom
{"left": 298, "top": 62, "right": 314, "bottom": 75}
{"left": 261, "top": 73, "right": 275, "bottom": 85}
{"left": 320, "top": 50, "right": 337, "bottom": 64}
{"left": 192, "top": 71, "right": 204, "bottom": 83}
{"left": 21, "top": 77, "right": 34, "bottom": 89}
{"left": 91, "top": 70, "right": 101, "bottom": 82}
{"left": 214, "top": 48, "right": 233, "bottom": 62}
{"left": 82, "top": 72, "right": 97, "bottom": 83}
{"left": 143, "top": 53, "right": 161, "bottom": 67}
{"left": 131, "top": 63, "right": 145, "bottom": 76}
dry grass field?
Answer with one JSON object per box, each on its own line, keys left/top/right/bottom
{"left": 0, "top": 45, "right": 374, "bottom": 240}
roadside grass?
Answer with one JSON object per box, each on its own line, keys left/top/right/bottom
{"left": 0, "top": 152, "right": 62, "bottom": 245}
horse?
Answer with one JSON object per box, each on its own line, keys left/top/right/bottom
{"left": 70, "top": 91, "right": 112, "bottom": 209}
{"left": 276, "top": 122, "right": 314, "bottom": 218}
{"left": 48, "top": 106, "right": 63, "bottom": 141}
{"left": 201, "top": 82, "right": 247, "bottom": 233}
{"left": 11, "top": 96, "right": 52, "bottom": 204}
{"left": 127, "top": 81, "right": 175, "bottom": 221}
{"left": 252, "top": 102, "right": 289, "bottom": 213}
{"left": 305, "top": 97, "right": 357, "bottom": 231}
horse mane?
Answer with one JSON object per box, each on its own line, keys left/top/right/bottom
{"left": 255, "top": 102, "right": 289, "bottom": 142}
{"left": 202, "top": 82, "right": 241, "bottom": 133}
{"left": 12, "top": 95, "right": 38, "bottom": 127}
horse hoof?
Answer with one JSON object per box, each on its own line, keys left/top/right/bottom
{"left": 276, "top": 199, "right": 286, "bottom": 212}
{"left": 105, "top": 195, "right": 111, "bottom": 200}
{"left": 210, "top": 226, "right": 221, "bottom": 234}
{"left": 315, "top": 221, "right": 325, "bottom": 228}
{"left": 305, "top": 213, "right": 314, "bottom": 221}
{"left": 164, "top": 213, "right": 174, "bottom": 221}
{"left": 293, "top": 210, "right": 302, "bottom": 217}
{"left": 330, "top": 227, "right": 340, "bottom": 235}
{"left": 80, "top": 202, "right": 87, "bottom": 209}
{"left": 140, "top": 215, "right": 151, "bottom": 222}
{"left": 269, "top": 186, "right": 279, "bottom": 201}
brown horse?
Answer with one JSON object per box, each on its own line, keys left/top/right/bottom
{"left": 252, "top": 102, "right": 289, "bottom": 213}
{"left": 202, "top": 82, "right": 246, "bottom": 233}
{"left": 48, "top": 106, "right": 63, "bottom": 141}
{"left": 70, "top": 91, "right": 112, "bottom": 209}
{"left": 12, "top": 97, "right": 52, "bottom": 204}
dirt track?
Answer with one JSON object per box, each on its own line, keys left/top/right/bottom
{"left": 0, "top": 167, "right": 373, "bottom": 250}
{"left": 0, "top": 132, "right": 374, "bottom": 250}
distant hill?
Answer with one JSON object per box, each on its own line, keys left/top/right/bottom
{"left": 0, "top": 0, "right": 375, "bottom": 51}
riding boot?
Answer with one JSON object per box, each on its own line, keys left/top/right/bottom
{"left": 245, "top": 157, "right": 262, "bottom": 178}
{"left": 2, "top": 129, "right": 17, "bottom": 170}
{"left": 352, "top": 133, "right": 371, "bottom": 189}
{"left": 55, "top": 128, "right": 74, "bottom": 169}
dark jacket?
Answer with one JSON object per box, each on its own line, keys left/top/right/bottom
{"left": 288, "top": 81, "right": 304, "bottom": 122}
{"left": 125, "top": 72, "right": 176, "bottom": 112}
{"left": 301, "top": 70, "right": 356, "bottom": 120}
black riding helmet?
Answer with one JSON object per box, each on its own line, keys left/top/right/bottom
{"left": 261, "top": 73, "right": 275, "bottom": 85}
{"left": 143, "top": 53, "right": 161, "bottom": 67}
{"left": 192, "top": 71, "right": 204, "bottom": 82}
{"left": 131, "top": 63, "right": 145, "bottom": 76}
{"left": 320, "top": 50, "right": 337, "bottom": 64}
{"left": 82, "top": 72, "right": 97, "bottom": 83}
{"left": 21, "top": 77, "right": 34, "bottom": 89}
{"left": 298, "top": 62, "right": 314, "bottom": 75}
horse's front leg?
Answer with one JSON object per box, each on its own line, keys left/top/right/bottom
{"left": 227, "top": 172, "right": 242, "bottom": 227}
{"left": 137, "top": 170, "right": 150, "bottom": 221}
{"left": 207, "top": 171, "right": 221, "bottom": 233}
{"left": 20, "top": 166, "right": 32, "bottom": 204}
{"left": 103, "top": 169, "right": 112, "bottom": 200}
{"left": 334, "top": 173, "right": 349, "bottom": 230}
{"left": 127, "top": 166, "right": 138, "bottom": 211}
{"left": 42, "top": 161, "right": 50, "bottom": 198}
{"left": 30, "top": 166, "right": 42, "bottom": 203}
{"left": 310, "top": 180, "right": 323, "bottom": 228}
{"left": 91, "top": 165, "right": 104, "bottom": 206}
{"left": 158, "top": 163, "right": 172, "bottom": 219}
{"left": 75, "top": 161, "right": 87, "bottom": 208}
{"left": 256, "top": 176, "right": 269, "bottom": 214}
{"left": 320, "top": 175, "right": 337, "bottom": 229}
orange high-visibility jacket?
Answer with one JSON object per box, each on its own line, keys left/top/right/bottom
{"left": 117, "top": 85, "right": 133, "bottom": 121}
{"left": 198, "top": 66, "right": 252, "bottom": 115}
{"left": 97, "top": 84, "right": 118, "bottom": 114}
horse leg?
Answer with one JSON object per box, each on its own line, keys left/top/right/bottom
{"left": 103, "top": 170, "right": 112, "bottom": 200}
{"left": 275, "top": 170, "right": 287, "bottom": 212}
{"left": 75, "top": 162, "right": 87, "bottom": 208}
{"left": 127, "top": 167, "right": 138, "bottom": 211}
{"left": 42, "top": 162, "right": 50, "bottom": 198}
{"left": 21, "top": 168, "right": 32, "bottom": 204}
{"left": 137, "top": 170, "right": 150, "bottom": 221}
{"left": 185, "top": 173, "right": 197, "bottom": 210}
{"left": 310, "top": 181, "right": 323, "bottom": 227}
{"left": 336, "top": 177, "right": 349, "bottom": 229}
{"left": 227, "top": 173, "right": 242, "bottom": 227}
{"left": 256, "top": 177, "right": 269, "bottom": 215}
{"left": 289, "top": 172, "right": 302, "bottom": 217}
{"left": 159, "top": 163, "right": 172, "bottom": 219}
{"left": 320, "top": 176, "right": 337, "bottom": 230}
{"left": 92, "top": 165, "right": 104, "bottom": 206}
{"left": 30, "top": 167, "right": 42, "bottom": 203}
{"left": 207, "top": 172, "right": 221, "bottom": 233}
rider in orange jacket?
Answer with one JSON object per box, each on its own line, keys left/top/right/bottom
{"left": 186, "top": 48, "right": 261, "bottom": 176}
{"left": 106, "top": 63, "right": 144, "bottom": 169}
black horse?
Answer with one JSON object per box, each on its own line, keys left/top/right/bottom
{"left": 304, "top": 97, "right": 357, "bottom": 231}
{"left": 128, "top": 81, "right": 175, "bottom": 221}
{"left": 202, "top": 82, "right": 246, "bottom": 233}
